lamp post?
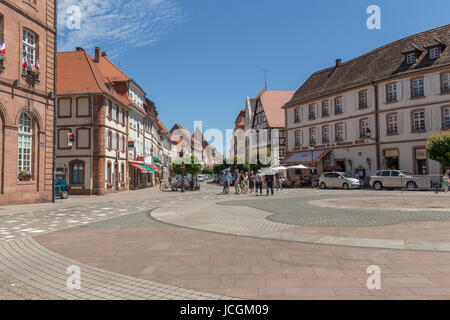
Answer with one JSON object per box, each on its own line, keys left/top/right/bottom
{"left": 181, "top": 163, "right": 185, "bottom": 193}
{"left": 310, "top": 140, "right": 315, "bottom": 175}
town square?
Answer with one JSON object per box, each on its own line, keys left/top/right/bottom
{"left": 0, "top": 0, "right": 449, "bottom": 308}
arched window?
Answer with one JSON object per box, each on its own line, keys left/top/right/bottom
{"left": 18, "top": 113, "right": 33, "bottom": 176}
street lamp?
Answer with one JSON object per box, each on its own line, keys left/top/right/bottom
{"left": 310, "top": 140, "right": 315, "bottom": 175}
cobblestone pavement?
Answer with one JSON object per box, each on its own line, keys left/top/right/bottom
{"left": 2, "top": 183, "right": 450, "bottom": 299}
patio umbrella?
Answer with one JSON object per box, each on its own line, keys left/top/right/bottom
{"left": 271, "top": 166, "right": 288, "bottom": 171}
{"left": 288, "top": 164, "right": 312, "bottom": 170}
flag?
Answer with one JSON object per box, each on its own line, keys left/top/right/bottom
{"left": 22, "top": 57, "right": 29, "bottom": 68}
{"left": 35, "top": 58, "right": 39, "bottom": 70}
{"left": 0, "top": 40, "right": 5, "bottom": 55}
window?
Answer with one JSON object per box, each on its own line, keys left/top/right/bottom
{"left": 118, "top": 134, "right": 122, "bottom": 152}
{"left": 112, "top": 132, "right": 117, "bottom": 150}
{"left": 412, "top": 111, "right": 426, "bottom": 131}
{"left": 309, "top": 128, "right": 316, "bottom": 145}
{"left": 430, "top": 47, "right": 441, "bottom": 59}
{"left": 18, "top": 113, "right": 33, "bottom": 176}
{"left": 105, "top": 100, "right": 110, "bottom": 119}
{"left": 335, "top": 123, "right": 344, "bottom": 142}
{"left": 70, "top": 161, "right": 84, "bottom": 185}
{"left": 112, "top": 104, "right": 117, "bottom": 121}
{"left": 107, "top": 162, "right": 112, "bottom": 185}
{"left": 121, "top": 164, "right": 125, "bottom": 183}
{"left": 442, "top": 73, "right": 450, "bottom": 94}
{"left": 119, "top": 108, "right": 123, "bottom": 124}
{"left": 335, "top": 97, "right": 343, "bottom": 114}
{"left": 22, "top": 29, "right": 36, "bottom": 67}
{"left": 411, "top": 78, "right": 424, "bottom": 98}
{"left": 309, "top": 104, "right": 316, "bottom": 119}
{"left": 443, "top": 107, "right": 450, "bottom": 129}
{"left": 387, "top": 83, "right": 397, "bottom": 102}
{"left": 321, "top": 101, "right": 329, "bottom": 117}
{"left": 360, "top": 119, "right": 370, "bottom": 138}
{"left": 406, "top": 53, "right": 416, "bottom": 65}
{"left": 294, "top": 130, "right": 301, "bottom": 147}
{"left": 388, "top": 114, "right": 398, "bottom": 134}
{"left": 294, "top": 108, "right": 301, "bottom": 123}
{"left": 106, "top": 130, "right": 111, "bottom": 149}
{"left": 122, "top": 136, "right": 126, "bottom": 152}
{"left": 322, "top": 126, "right": 330, "bottom": 143}
{"left": 359, "top": 90, "right": 368, "bottom": 109}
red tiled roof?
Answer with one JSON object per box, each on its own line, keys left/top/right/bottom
{"left": 257, "top": 90, "right": 295, "bottom": 128}
{"left": 93, "top": 55, "right": 131, "bottom": 82}
{"left": 285, "top": 24, "right": 450, "bottom": 107}
{"left": 157, "top": 117, "right": 169, "bottom": 134}
{"left": 57, "top": 51, "right": 110, "bottom": 95}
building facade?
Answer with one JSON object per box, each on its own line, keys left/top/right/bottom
{"left": 56, "top": 48, "right": 129, "bottom": 195}
{"left": 283, "top": 25, "right": 450, "bottom": 179}
{"left": 0, "top": 0, "right": 56, "bottom": 205}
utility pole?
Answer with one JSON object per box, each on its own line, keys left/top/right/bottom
{"left": 262, "top": 69, "right": 270, "bottom": 90}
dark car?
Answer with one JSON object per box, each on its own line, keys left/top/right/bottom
{"left": 55, "top": 178, "right": 71, "bottom": 199}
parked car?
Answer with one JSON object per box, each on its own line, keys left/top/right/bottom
{"left": 319, "top": 172, "right": 361, "bottom": 190}
{"left": 197, "top": 174, "right": 206, "bottom": 182}
{"left": 370, "top": 170, "right": 419, "bottom": 190}
{"left": 55, "top": 178, "right": 71, "bottom": 199}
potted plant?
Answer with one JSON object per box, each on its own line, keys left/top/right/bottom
{"left": 18, "top": 171, "right": 32, "bottom": 181}
{"left": 0, "top": 53, "right": 6, "bottom": 72}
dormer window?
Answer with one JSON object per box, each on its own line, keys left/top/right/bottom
{"left": 430, "top": 47, "right": 441, "bottom": 59}
{"left": 406, "top": 53, "right": 416, "bottom": 65}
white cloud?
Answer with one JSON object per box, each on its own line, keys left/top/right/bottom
{"left": 57, "top": 0, "right": 184, "bottom": 57}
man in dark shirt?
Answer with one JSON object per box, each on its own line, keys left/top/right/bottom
{"left": 265, "top": 172, "right": 274, "bottom": 196}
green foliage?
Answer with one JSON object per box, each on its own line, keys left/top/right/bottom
{"left": 202, "top": 168, "right": 213, "bottom": 175}
{"left": 427, "top": 132, "right": 450, "bottom": 167}
{"left": 172, "top": 155, "right": 202, "bottom": 175}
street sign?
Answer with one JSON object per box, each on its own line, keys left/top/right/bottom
{"left": 310, "top": 163, "right": 316, "bottom": 168}
{"left": 181, "top": 165, "right": 185, "bottom": 171}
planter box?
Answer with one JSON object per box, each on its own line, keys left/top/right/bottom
{"left": 18, "top": 175, "right": 32, "bottom": 182}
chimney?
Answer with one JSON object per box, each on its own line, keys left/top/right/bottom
{"left": 94, "top": 47, "right": 101, "bottom": 63}
{"left": 101, "top": 52, "right": 107, "bottom": 57}
{"left": 336, "top": 59, "right": 342, "bottom": 67}
{"left": 75, "top": 47, "right": 84, "bottom": 51}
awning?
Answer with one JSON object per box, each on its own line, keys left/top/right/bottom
{"left": 283, "top": 150, "right": 331, "bottom": 164}
{"left": 147, "top": 165, "right": 161, "bottom": 172}
{"left": 140, "top": 164, "right": 155, "bottom": 173}
{"left": 131, "top": 163, "right": 149, "bottom": 173}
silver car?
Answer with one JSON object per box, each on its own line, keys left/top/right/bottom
{"left": 369, "top": 170, "right": 418, "bottom": 190}
{"left": 319, "top": 172, "right": 361, "bottom": 190}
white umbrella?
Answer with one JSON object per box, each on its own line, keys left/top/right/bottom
{"left": 288, "top": 164, "right": 312, "bottom": 170}
{"left": 271, "top": 166, "right": 288, "bottom": 171}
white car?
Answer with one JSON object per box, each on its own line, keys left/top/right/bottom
{"left": 197, "top": 174, "right": 206, "bottom": 182}
{"left": 319, "top": 172, "right": 361, "bottom": 190}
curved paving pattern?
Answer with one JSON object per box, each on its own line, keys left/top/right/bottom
{"left": 221, "top": 196, "right": 450, "bottom": 227}
{"left": 0, "top": 237, "right": 231, "bottom": 300}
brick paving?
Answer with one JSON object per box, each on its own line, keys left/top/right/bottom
{"left": 1, "top": 184, "right": 450, "bottom": 299}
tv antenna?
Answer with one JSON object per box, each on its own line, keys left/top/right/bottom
{"left": 262, "top": 69, "right": 271, "bottom": 90}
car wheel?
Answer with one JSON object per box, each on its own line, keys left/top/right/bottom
{"left": 343, "top": 183, "right": 349, "bottom": 190}
{"left": 407, "top": 181, "right": 418, "bottom": 191}
{"left": 320, "top": 182, "right": 326, "bottom": 190}
{"left": 60, "top": 190, "right": 69, "bottom": 199}
{"left": 374, "top": 181, "right": 383, "bottom": 191}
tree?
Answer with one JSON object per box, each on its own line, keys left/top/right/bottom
{"left": 202, "top": 168, "right": 213, "bottom": 175}
{"left": 172, "top": 155, "right": 203, "bottom": 175}
{"left": 427, "top": 132, "right": 450, "bottom": 168}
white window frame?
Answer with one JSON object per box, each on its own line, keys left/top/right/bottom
{"left": 430, "top": 47, "right": 441, "bottom": 59}
{"left": 22, "top": 29, "right": 36, "bottom": 67}
{"left": 387, "top": 83, "right": 397, "bottom": 102}
{"left": 442, "top": 73, "right": 450, "bottom": 94}
{"left": 105, "top": 100, "right": 110, "bottom": 119}
{"left": 322, "top": 126, "right": 330, "bottom": 143}
{"left": 322, "top": 100, "right": 329, "bottom": 117}
{"left": 413, "top": 111, "right": 426, "bottom": 131}
{"left": 335, "top": 97, "right": 343, "bottom": 114}
{"left": 294, "top": 130, "right": 301, "bottom": 147}
{"left": 443, "top": 107, "right": 450, "bottom": 129}
{"left": 388, "top": 114, "right": 398, "bottom": 134}
{"left": 412, "top": 79, "right": 424, "bottom": 98}
{"left": 336, "top": 124, "right": 344, "bottom": 141}
{"left": 406, "top": 53, "right": 416, "bottom": 65}
{"left": 18, "top": 113, "right": 33, "bottom": 175}
{"left": 360, "top": 119, "right": 370, "bottom": 138}
{"left": 294, "top": 108, "right": 301, "bottom": 123}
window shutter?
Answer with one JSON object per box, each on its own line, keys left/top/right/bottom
{"left": 424, "top": 77, "right": 431, "bottom": 96}
{"left": 425, "top": 109, "right": 433, "bottom": 131}
{"left": 397, "top": 81, "right": 402, "bottom": 100}
{"left": 344, "top": 122, "right": 348, "bottom": 140}
{"left": 368, "top": 118, "right": 373, "bottom": 137}
{"left": 330, "top": 124, "right": 335, "bottom": 142}
{"left": 341, "top": 95, "right": 346, "bottom": 113}
{"left": 356, "top": 119, "right": 360, "bottom": 138}
{"left": 398, "top": 112, "right": 404, "bottom": 134}
{"left": 367, "top": 88, "right": 372, "bottom": 107}
{"left": 433, "top": 107, "right": 441, "bottom": 130}
{"left": 404, "top": 80, "right": 411, "bottom": 98}
{"left": 434, "top": 74, "right": 441, "bottom": 95}
{"left": 380, "top": 85, "right": 386, "bottom": 104}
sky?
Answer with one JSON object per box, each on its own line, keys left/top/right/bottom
{"left": 58, "top": 0, "right": 450, "bottom": 155}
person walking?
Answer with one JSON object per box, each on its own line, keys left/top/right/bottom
{"left": 244, "top": 172, "right": 249, "bottom": 194}
{"left": 223, "top": 170, "right": 232, "bottom": 195}
{"left": 265, "top": 172, "right": 275, "bottom": 196}
{"left": 275, "top": 171, "right": 283, "bottom": 191}
{"left": 240, "top": 171, "right": 246, "bottom": 194}
{"left": 443, "top": 170, "right": 449, "bottom": 193}
{"left": 234, "top": 169, "right": 241, "bottom": 195}
{"left": 249, "top": 171, "right": 255, "bottom": 194}
{"left": 255, "top": 170, "right": 263, "bottom": 196}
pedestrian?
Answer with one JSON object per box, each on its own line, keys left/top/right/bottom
{"left": 223, "top": 170, "right": 231, "bottom": 195}
{"left": 275, "top": 171, "right": 283, "bottom": 191}
{"left": 234, "top": 169, "right": 241, "bottom": 194}
{"left": 240, "top": 171, "right": 246, "bottom": 194}
{"left": 255, "top": 170, "right": 263, "bottom": 196}
{"left": 265, "top": 171, "right": 275, "bottom": 196}
{"left": 244, "top": 172, "right": 250, "bottom": 194}
{"left": 443, "top": 170, "right": 449, "bottom": 193}
{"left": 249, "top": 171, "right": 255, "bottom": 193}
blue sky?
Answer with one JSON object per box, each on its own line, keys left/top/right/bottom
{"left": 58, "top": 0, "right": 450, "bottom": 155}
